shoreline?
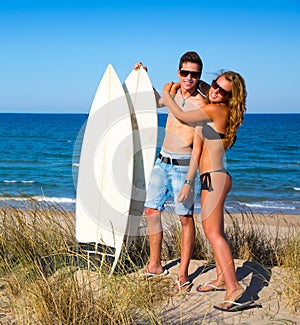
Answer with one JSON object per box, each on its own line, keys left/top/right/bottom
{"left": 0, "top": 196, "right": 300, "bottom": 216}
{"left": 0, "top": 202, "right": 299, "bottom": 226}
{"left": 160, "top": 210, "right": 300, "bottom": 228}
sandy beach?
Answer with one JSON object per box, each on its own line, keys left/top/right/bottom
{"left": 155, "top": 211, "right": 300, "bottom": 240}
{"left": 143, "top": 212, "right": 300, "bottom": 324}
{"left": 155, "top": 257, "right": 299, "bottom": 324}
{"left": 0, "top": 209, "right": 299, "bottom": 324}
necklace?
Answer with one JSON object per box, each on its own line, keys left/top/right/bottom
{"left": 180, "top": 89, "right": 198, "bottom": 107}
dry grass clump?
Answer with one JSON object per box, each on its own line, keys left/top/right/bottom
{"left": 225, "top": 210, "right": 281, "bottom": 265}
{"left": 0, "top": 200, "right": 171, "bottom": 324}
{"left": 273, "top": 230, "right": 300, "bottom": 312}
{"left": 10, "top": 266, "right": 170, "bottom": 324}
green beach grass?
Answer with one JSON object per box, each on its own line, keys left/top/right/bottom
{"left": 0, "top": 199, "right": 299, "bottom": 324}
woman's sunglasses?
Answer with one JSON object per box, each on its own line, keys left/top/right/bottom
{"left": 179, "top": 69, "right": 200, "bottom": 79}
{"left": 211, "top": 80, "right": 232, "bottom": 97}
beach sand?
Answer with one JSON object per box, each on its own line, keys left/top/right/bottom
{"left": 0, "top": 210, "right": 299, "bottom": 324}
{"left": 157, "top": 258, "right": 299, "bottom": 324}
{"left": 144, "top": 212, "right": 300, "bottom": 324}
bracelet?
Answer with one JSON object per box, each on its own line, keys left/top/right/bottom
{"left": 184, "top": 180, "right": 193, "bottom": 185}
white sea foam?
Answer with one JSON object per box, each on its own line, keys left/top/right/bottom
{"left": 165, "top": 200, "right": 298, "bottom": 214}
{"left": 238, "top": 201, "right": 296, "bottom": 211}
{"left": 293, "top": 187, "right": 300, "bottom": 191}
{"left": 3, "top": 180, "right": 35, "bottom": 184}
{"left": 0, "top": 197, "right": 27, "bottom": 201}
{"left": 32, "top": 196, "right": 75, "bottom": 204}
{"left": 0, "top": 196, "right": 75, "bottom": 204}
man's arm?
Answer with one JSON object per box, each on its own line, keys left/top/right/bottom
{"left": 133, "top": 62, "right": 164, "bottom": 108}
{"left": 153, "top": 87, "right": 165, "bottom": 107}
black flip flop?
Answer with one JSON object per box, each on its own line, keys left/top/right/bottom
{"left": 214, "top": 299, "right": 257, "bottom": 312}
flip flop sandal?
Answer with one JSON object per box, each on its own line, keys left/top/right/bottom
{"left": 175, "top": 280, "right": 193, "bottom": 294}
{"left": 144, "top": 269, "right": 169, "bottom": 279}
{"left": 196, "top": 281, "right": 226, "bottom": 292}
{"left": 213, "top": 299, "right": 256, "bottom": 312}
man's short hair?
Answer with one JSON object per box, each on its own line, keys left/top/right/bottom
{"left": 179, "top": 51, "right": 203, "bottom": 77}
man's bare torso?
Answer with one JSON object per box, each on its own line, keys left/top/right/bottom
{"left": 162, "top": 92, "right": 206, "bottom": 153}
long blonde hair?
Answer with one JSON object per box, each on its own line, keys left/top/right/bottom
{"left": 207, "top": 71, "right": 247, "bottom": 148}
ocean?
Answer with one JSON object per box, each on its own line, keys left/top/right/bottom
{"left": 0, "top": 113, "right": 299, "bottom": 215}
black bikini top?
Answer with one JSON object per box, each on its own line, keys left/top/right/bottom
{"left": 202, "top": 123, "right": 225, "bottom": 140}
{"left": 202, "top": 123, "right": 237, "bottom": 147}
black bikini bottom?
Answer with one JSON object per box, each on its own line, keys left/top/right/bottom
{"left": 200, "top": 168, "right": 231, "bottom": 192}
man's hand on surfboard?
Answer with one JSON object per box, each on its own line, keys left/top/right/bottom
{"left": 133, "top": 62, "right": 148, "bottom": 71}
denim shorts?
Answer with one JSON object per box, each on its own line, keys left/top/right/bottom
{"left": 144, "top": 157, "right": 195, "bottom": 215}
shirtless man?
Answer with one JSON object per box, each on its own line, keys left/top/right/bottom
{"left": 136, "top": 51, "right": 206, "bottom": 292}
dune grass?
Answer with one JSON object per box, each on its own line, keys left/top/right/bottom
{"left": 0, "top": 200, "right": 172, "bottom": 324}
{"left": 0, "top": 199, "right": 299, "bottom": 324}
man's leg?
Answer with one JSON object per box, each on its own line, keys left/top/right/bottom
{"left": 145, "top": 207, "right": 164, "bottom": 274}
{"left": 178, "top": 214, "right": 195, "bottom": 284}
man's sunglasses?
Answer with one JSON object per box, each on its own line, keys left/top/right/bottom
{"left": 179, "top": 69, "right": 200, "bottom": 79}
{"left": 211, "top": 80, "right": 232, "bottom": 97}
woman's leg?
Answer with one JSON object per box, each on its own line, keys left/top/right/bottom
{"left": 201, "top": 172, "right": 243, "bottom": 301}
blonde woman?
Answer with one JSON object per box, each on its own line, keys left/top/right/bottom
{"left": 163, "top": 71, "right": 250, "bottom": 311}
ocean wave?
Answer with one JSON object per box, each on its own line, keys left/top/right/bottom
{"left": 0, "top": 196, "right": 299, "bottom": 214}
{"left": 0, "top": 196, "right": 75, "bottom": 203}
{"left": 293, "top": 187, "right": 300, "bottom": 191}
{"left": 190, "top": 201, "right": 299, "bottom": 214}
{"left": 3, "top": 180, "right": 36, "bottom": 184}
{"left": 236, "top": 201, "right": 296, "bottom": 211}
{"left": 163, "top": 200, "right": 298, "bottom": 214}
{"left": 240, "top": 203, "right": 296, "bottom": 210}
{"left": 33, "top": 196, "right": 75, "bottom": 204}
{"left": 0, "top": 196, "right": 76, "bottom": 211}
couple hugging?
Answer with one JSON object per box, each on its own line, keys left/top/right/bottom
{"left": 135, "top": 51, "right": 248, "bottom": 312}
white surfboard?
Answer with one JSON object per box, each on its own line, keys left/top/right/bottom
{"left": 123, "top": 67, "right": 158, "bottom": 241}
{"left": 76, "top": 64, "right": 134, "bottom": 274}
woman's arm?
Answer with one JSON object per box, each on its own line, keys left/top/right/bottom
{"left": 177, "top": 127, "right": 202, "bottom": 202}
{"left": 157, "top": 81, "right": 180, "bottom": 107}
{"left": 163, "top": 82, "right": 212, "bottom": 124}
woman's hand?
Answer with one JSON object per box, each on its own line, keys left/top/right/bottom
{"left": 163, "top": 81, "right": 180, "bottom": 95}
{"left": 163, "top": 82, "right": 174, "bottom": 93}
{"left": 162, "top": 82, "right": 176, "bottom": 104}
{"left": 160, "top": 82, "right": 173, "bottom": 106}
{"left": 170, "top": 82, "right": 180, "bottom": 95}
{"left": 176, "top": 184, "right": 192, "bottom": 202}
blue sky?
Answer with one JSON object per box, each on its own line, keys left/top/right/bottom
{"left": 0, "top": 0, "right": 299, "bottom": 113}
